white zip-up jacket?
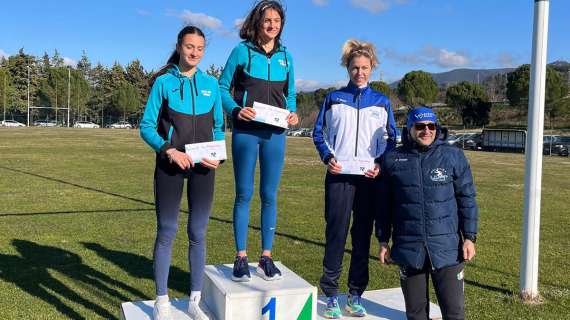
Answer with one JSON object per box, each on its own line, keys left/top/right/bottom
{"left": 313, "top": 82, "right": 397, "bottom": 164}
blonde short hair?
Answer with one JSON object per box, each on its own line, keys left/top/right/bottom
{"left": 341, "top": 39, "right": 378, "bottom": 69}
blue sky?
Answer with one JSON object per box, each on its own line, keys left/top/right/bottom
{"left": 1, "top": 0, "right": 568, "bottom": 91}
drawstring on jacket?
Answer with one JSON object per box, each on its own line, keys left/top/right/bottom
{"left": 177, "top": 74, "right": 199, "bottom": 101}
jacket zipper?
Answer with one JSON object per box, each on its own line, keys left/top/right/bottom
{"left": 418, "top": 152, "right": 435, "bottom": 271}
{"left": 354, "top": 91, "right": 361, "bottom": 157}
{"left": 191, "top": 77, "right": 196, "bottom": 144}
{"left": 267, "top": 55, "right": 271, "bottom": 105}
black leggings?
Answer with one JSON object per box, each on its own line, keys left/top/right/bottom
{"left": 400, "top": 261, "right": 465, "bottom": 320}
{"left": 153, "top": 160, "right": 215, "bottom": 296}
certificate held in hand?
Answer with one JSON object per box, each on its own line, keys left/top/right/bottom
{"left": 336, "top": 157, "right": 375, "bottom": 175}
{"left": 185, "top": 140, "right": 227, "bottom": 164}
{"left": 252, "top": 101, "right": 290, "bottom": 129}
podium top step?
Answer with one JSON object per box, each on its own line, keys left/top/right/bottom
{"left": 204, "top": 262, "right": 316, "bottom": 298}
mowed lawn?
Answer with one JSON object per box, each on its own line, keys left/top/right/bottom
{"left": 0, "top": 128, "right": 569, "bottom": 319}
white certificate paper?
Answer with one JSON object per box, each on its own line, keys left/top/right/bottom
{"left": 337, "top": 157, "right": 376, "bottom": 175}
{"left": 185, "top": 140, "right": 227, "bottom": 164}
{"left": 252, "top": 101, "right": 290, "bottom": 129}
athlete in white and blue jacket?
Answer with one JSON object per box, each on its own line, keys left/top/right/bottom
{"left": 312, "top": 39, "right": 397, "bottom": 319}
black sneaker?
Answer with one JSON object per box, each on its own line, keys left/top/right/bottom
{"left": 231, "top": 255, "right": 251, "bottom": 282}
{"left": 256, "top": 256, "right": 282, "bottom": 281}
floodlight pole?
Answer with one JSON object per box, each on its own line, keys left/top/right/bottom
{"left": 67, "top": 67, "right": 71, "bottom": 127}
{"left": 3, "top": 73, "right": 6, "bottom": 122}
{"left": 520, "top": 0, "right": 549, "bottom": 302}
{"left": 27, "top": 66, "right": 30, "bottom": 126}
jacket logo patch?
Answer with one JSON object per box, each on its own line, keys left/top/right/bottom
{"left": 278, "top": 59, "right": 287, "bottom": 67}
{"left": 201, "top": 90, "right": 211, "bottom": 97}
{"left": 371, "top": 111, "right": 381, "bottom": 119}
{"left": 395, "top": 158, "right": 408, "bottom": 162}
{"left": 430, "top": 168, "right": 449, "bottom": 182}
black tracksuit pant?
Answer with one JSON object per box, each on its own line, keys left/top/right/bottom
{"left": 320, "top": 172, "right": 377, "bottom": 297}
{"left": 400, "top": 259, "right": 465, "bottom": 320}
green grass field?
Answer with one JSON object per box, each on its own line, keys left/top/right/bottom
{"left": 0, "top": 128, "right": 569, "bottom": 319}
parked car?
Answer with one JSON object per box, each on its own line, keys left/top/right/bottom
{"left": 463, "top": 133, "right": 482, "bottom": 150}
{"left": 33, "top": 120, "right": 57, "bottom": 127}
{"left": 1, "top": 120, "right": 26, "bottom": 127}
{"left": 108, "top": 121, "right": 132, "bottom": 129}
{"left": 544, "top": 135, "right": 570, "bottom": 156}
{"left": 73, "top": 121, "right": 100, "bottom": 129}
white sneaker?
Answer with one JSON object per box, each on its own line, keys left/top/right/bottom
{"left": 188, "top": 300, "right": 209, "bottom": 320}
{"left": 153, "top": 300, "right": 172, "bottom": 320}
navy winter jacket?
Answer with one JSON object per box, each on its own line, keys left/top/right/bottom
{"left": 375, "top": 128, "right": 478, "bottom": 270}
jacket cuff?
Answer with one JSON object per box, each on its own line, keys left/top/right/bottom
{"left": 323, "top": 154, "right": 334, "bottom": 165}
{"left": 159, "top": 142, "right": 173, "bottom": 156}
{"left": 231, "top": 107, "right": 242, "bottom": 120}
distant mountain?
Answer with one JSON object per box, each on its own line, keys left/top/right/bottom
{"left": 390, "top": 68, "right": 514, "bottom": 88}
{"left": 389, "top": 60, "right": 570, "bottom": 88}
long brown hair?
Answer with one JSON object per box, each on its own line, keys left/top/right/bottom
{"left": 149, "top": 26, "right": 206, "bottom": 87}
{"left": 239, "top": 0, "right": 285, "bottom": 49}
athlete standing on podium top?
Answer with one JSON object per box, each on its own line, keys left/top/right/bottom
{"left": 219, "top": 0, "right": 298, "bottom": 282}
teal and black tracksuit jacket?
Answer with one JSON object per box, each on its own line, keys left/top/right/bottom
{"left": 219, "top": 40, "right": 296, "bottom": 130}
{"left": 140, "top": 65, "right": 225, "bottom": 154}
{"left": 219, "top": 41, "right": 296, "bottom": 252}
{"left": 139, "top": 65, "right": 224, "bottom": 296}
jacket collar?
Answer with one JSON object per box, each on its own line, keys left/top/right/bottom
{"left": 167, "top": 64, "right": 202, "bottom": 79}
{"left": 402, "top": 126, "right": 449, "bottom": 153}
{"left": 345, "top": 80, "right": 370, "bottom": 96}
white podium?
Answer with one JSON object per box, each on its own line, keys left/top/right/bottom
{"left": 202, "top": 262, "right": 317, "bottom": 320}
{"left": 316, "top": 288, "right": 442, "bottom": 320}
{"left": 121, "top": 263, "right": 442, "bottom": 320}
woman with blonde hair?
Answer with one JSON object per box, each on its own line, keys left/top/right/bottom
{"left": 313, "top": 39, "right": 397, "bottom": 319}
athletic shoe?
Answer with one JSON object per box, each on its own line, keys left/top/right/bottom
{"left": 323, "top": 296, "right": 342, "bottom": 319}
{"left": 345, "top": 294, "right": 367, "bottom": 317}
{"left": 153, "top": 300, "right": 172, "bottom": 320}
{"left": 256, "top": 255, "right": 282, "bottom": 281}
{"left": 231, "top": 255, "right": 251, "bottom": 282}
{"left": 188, "top": 300, "right": 209, "bottom": 320}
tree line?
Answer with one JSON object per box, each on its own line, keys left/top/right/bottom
{"left": 1, "top": 48, "right": 568, "bottom": 128}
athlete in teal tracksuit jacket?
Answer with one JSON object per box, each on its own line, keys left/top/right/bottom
{"left": 140, "top": 35, "right": 224, "bottom": 319}
{"left": 219, "top": 0, "right": 297, "bottom": 282}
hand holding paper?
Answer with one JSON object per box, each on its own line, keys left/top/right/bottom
{"left": 252, "top": 101, "right": 290, "bottom": 129}
{"left": 185, "top": 140, "right": 228, "bottom": 164}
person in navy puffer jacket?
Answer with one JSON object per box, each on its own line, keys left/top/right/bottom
{"left": 376, "top": 107, "right": 478, "bottom": 320}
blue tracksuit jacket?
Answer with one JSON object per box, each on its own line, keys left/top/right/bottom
{"left": 140, "top": 65, "right": 224, "bottom": 154}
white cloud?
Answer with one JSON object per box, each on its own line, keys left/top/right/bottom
{"left": 383, "top": 46, "right": 471, "bottom": 68}
{"left": 234, "top": 17, "right": 245, "bottom": 29}
{"left": 423, "top": 46, "right": 470, "bottom": 68}
{"left": 0, "top": 49, "right": 9, "bottom": 60}
{"left": 63, "top": 57, "right": 77, "bottom": 67}
{"left": 496, "top": 53, "right": 518, "bottom": 68}
{"left": 179, "top": 10, "right": 223, "bottom": 31}
{"left": 312, "top": 0, "right": 329, "bottom": 6}
{"left": 296, "top": 79, "right": 345, "bottom": 92}
{"left": 351, "top": 0, "right": 390, "bottom": 13}
{"left": 136, "top": 9, "right": 151, "bottom": 16}
{"left": 350, "top": 0, "right": 409, "bottom": 13}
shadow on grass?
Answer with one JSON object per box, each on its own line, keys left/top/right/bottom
{"left": 465, "top": 279, "right": 513, "bottom": 296}
{"left": 0, "top": 208, "right": 154, "bottom": 217}
{"left": 0, "top": 240, "right": 147, "bottom": 320}
{"left": 82, "top": 242, "right": 190, "bottom": 296}
{"left": 0, "top": 165, "right": 363, "bottom": 258}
